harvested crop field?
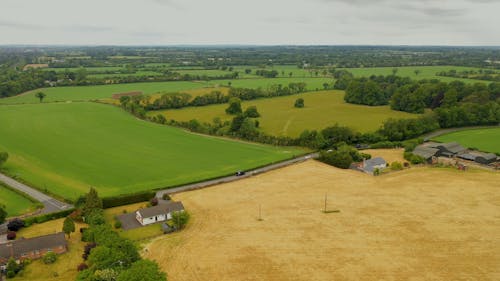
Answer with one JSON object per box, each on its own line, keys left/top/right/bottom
{"left": 145, "top": 160, "right": 500, "bottom": 281}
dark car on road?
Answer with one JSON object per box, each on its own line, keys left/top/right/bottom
{"left": 235, "top": 171, "right": 246, "bottom": 176}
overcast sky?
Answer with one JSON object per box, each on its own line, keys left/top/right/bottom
{"left": 1, "top": 0, "right": 499, "bottom": 46}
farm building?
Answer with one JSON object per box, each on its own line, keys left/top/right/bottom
{"left": 0, "top": 232, "right": 67, "bottom": 267}
{"left": 430, "top": 142, "right": 466, "bottom": 157}
{"left": 458, "top": 152, "right": 498, "bottom": 164}
{"left": 412, "top": 146, "right": 439, "bottom": 163}
{"left": 351, "top": 157, "right": 387, "bottom": 175}
{"left": 136, "top": 201, "right": 185, "bottom": 226}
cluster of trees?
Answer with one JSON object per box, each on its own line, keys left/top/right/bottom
{"left": 77, "top": 188, "right": 167, "bottom": 281}
{"left": 318, "top": 144, "right": 372, "bottom": 169}
{"left": 436, "top": 69, "right": 500, "bottom": 82}
{"left": 255, "top": 69, "right": 279, "bottom": 78}
{"left": 341, "top": 74, "right": 500, "bottom": 127}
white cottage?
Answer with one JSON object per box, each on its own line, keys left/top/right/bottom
{"left": 135, "top": 201, "right": 185, "bottom": 226}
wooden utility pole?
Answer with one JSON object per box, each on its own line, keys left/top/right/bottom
{"left": 324, "top": 193, "right": 327, "bottom": 213}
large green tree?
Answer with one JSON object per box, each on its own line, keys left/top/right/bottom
{"left": 117, "top": 260, "right": 167, "bottom": 281}
{"left": 63, "top": 217, "right": 76, "bottom": 237}
{"left": 35, "top": 91, "right": 46, "bottom": 103}
{"left": 171, "top": 211, "right": 190, "bottom": 230}
{"left": 225, "top": 97, "right": 242, "bottom": 115}
{"left": 83, "top": 187, "right": 103, "bottom": 217}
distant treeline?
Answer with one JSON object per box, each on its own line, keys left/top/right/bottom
{"left": 436, "top": 69, "right": 500, "bottom": 82}
{"left": 123, "top": 82, "right": 308, "bottom": 112}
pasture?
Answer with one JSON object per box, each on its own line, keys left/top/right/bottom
{"left": 145, "top": 160, "right": 500, "bottom": 281}
{"left": 434, "top": 127, "right": 500, "bottom": 153}
{"left": 0, "top": 102, "right": 305, "bottom": 200}
{"left": 0, "top": 184, "right": 37, "bottom": 217}
{"left": 151, "top": 90, "right": 422, "bottom": 136}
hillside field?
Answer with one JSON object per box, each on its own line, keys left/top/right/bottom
{"left": 145, "top": 160, "right": 500, "bottom": 281}
{"left": 150, "top": 90, "right": 422, "bottom": 136}
{"left": 0, "top": 102, "right": 305, "bottom": 200}
{"left": 0, "top": 184, "right": 37, "bottom": 216}
{"left": 434, "top": 127, "right": 500, "bottom": 154}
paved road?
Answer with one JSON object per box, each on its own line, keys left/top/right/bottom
{"left": 0, "top": 172, "right": 73, "bottom": 215}
{"left": 157, "top": 153, "right": 319, "bottom": 197}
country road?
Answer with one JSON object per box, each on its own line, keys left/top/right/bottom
{"left": 0, "top": 173, "right": 73, "bottom": 215}
{"left": 157, "top": 152, "right": 319, "bottom": 197}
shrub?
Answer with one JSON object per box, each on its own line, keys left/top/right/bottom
{"left": 77, "top": 263, "right": 89, "bottom": 271}
{"left": 43, "top": 252, "right": 57, "bottom": 264}
{"left": 6, "top": 231, "right": 16, "bottom": 240}
{"left": 390, "top": 161, "right": 403, "bottom": 171}
{"left": 6, "top": 271, "right": 16, "bottom": 278}
{"left": 114, "top": 220, "right": 122, "bottom": 229}
{"left": 404, "top": 152, "right": 426, "bottom": 164}
{"left": 162, "top": 193, "right": 171, "bottom": 200}
{"left": 7, "top": 218, "right": 24, "bottom": 231}
{"left": 150, "top": 197, "right": 159, "bottom": 206}
{"left": 294, "top": 98, "right": 304, "bottom": 108}
{"left": 373, "top": 168, "right": 381, "bottom": 176}
{"left": 24, "top": 209, "right": 74, "bottom": 227}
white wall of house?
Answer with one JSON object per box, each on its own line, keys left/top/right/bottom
{"left": 141, "top": 214, "right": 167, "bottom": 226}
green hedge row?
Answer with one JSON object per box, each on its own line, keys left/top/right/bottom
{"left": 102, "top": 191, "right": 156, "bottom": 209}
{"left": 24, "top": 208, "right": 75, "bottom": 227}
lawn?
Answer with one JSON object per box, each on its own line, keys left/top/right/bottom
{"left": 144, "top": 160, "right": 500, "bottom": 281}
{"left": 0, "top": 102, "right": 305, "bottom": 200}
{"left": 0, "top": 183, "right": 37, "bottom": 217}
{"left": 0, "top": 81, "right": 206, "bottom": 104}
{"left": 11, "top": 218, "right": 86, "bottom": 281}
{"left": 433, "top": 127, "right": 500, "bottom": 154}
{"left": 150, "top": 90, "right": 422, "bottom": 136}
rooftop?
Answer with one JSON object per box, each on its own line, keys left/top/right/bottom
{"left": 0, "top": 232, "right": 67, "bottom": 262}
{"left": 137, "top": 201, "right": 185, "bottom": 218}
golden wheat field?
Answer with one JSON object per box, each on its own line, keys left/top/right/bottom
{"left": 144, "top": 159, "right": 500, "bottom": 281}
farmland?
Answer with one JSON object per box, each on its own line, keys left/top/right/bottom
{"left": 150, "top": 90, "right": 422, "bottom": 136}
{"left": 0, "top": 184, "right": 37, "bottom": 217}
{"left": 0, "top": 102, "right": 305, "bottom": 200}
{"left": 145, "top": 160, "right": 500, "bottom": 281}
{"left": 434, "top": 127, "right": 500, "bottom": 154}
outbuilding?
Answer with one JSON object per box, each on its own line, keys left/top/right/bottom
{"left": 413, "top": 146, "right": 439, "bottom": 163}
{"left": 430, "top": 142, "right": 466, "bottom": 157}
{"left": 362, "top": 157, "right": 387, "bottom": 174}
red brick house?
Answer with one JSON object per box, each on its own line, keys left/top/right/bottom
{"left": 0, "top": 232, "right": 67, "bottom": 267}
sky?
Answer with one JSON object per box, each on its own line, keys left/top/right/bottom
{"left": 1, "top": 0, "right": 499, "bottom": 46}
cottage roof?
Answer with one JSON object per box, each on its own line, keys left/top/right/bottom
{"left": 0, "top": 232, "right": 67, "bottom": 261}
{"left": 137, "top": 201, "right": 184, "bottom": 218}
{"left": 363, "top": 157, "right": 386, "bottom": 172}
{"left": 477, "top": 153, "right": 497, "bottom": 161}
{"left": 413, "top": 146, "right": 439, "bottom": 159}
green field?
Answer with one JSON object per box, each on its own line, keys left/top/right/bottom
{"left": 211, "top": 77, "right": 333, "bottom": 90}
{"left": 0, "top": 184, "right": 37, "bottom": 217}
{"left": 343, "top": 66, "right": 488, "bottom": 83}
{"left": 0, "top": 81, "right": 206, "bottom": 104}
{"left": 0, "top": 102, "right": 305, "bottom": 200}
{"left": 434, "top": 128, "right": 500, "bottom": 154}
{"left": 151, "top": 90, "right": 421, "bottom": 137}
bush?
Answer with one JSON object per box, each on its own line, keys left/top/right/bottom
{"left": 404, "top": 152, "right": 426, "bottom": 164}
{"left": 150, "top": 197, "right": 159, "bottom": 206}
{"left": 6, "top": 231, "right": 16, "bottom": 240}
{"left": 43, "top": 252, "right": 57, "bottom": 264}
{"left": 102, "top": 191, "right": 156, "bottom": 209}
{"left": 390, "top": 161, "right": 403, "bottom": 171}
{"left": 6, "top": 271, "right": 16, "bottom": 278}
{"left": 162, "top": 193, "right": 171, "bottom": 200}
{"left": 24, "top": 209, "right": 74, "bottom": 227}
{"left": 294, "top": 98, "right": 304, "bottom": 108}
{"left": 114, "top": 220, "right": 122, "bottom": 229}
{"left": 7, "top": 218, "right": 24, "bottom": 231}
{"left": 77, "top": 263, "right": 89, "bottom": 271}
